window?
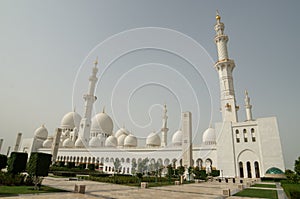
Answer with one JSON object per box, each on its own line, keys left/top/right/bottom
{"left": 254, "top": 161, "right": 260, "bottom": 178}
{"left": 235, "top": 129, "right": 240, "bottom": 143}
{"left": 251, "top": 128, "right": 256, "bottom": 142}
{"left": 239, "top": 162, "right": 244, "bottom": 178}
{"left": 246, "top": 161, "right": 252, "bottom": 178}
{"left": 243, "top": 129, "right": 248, "bottom": 142}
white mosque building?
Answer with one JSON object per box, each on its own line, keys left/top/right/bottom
{"left": 18, "top": 13, "right": 285, "bottom": 178}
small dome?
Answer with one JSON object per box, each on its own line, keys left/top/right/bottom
{"left": 91, "top": 112, "right": 113, "bottom": 135}
{"left": 172, "top": 130, "right": 183, "bottom": 146}
{"left": 34, "top": 125, "right": 48, "bottom": 140}
{"left": 89, "top": 137, "right": 101, "bottom": 148}
{"left": 105, "top": 135, "right": 118, "bottom": 147}
{"left": 115, "top": 128, "right": 129, "bottom": 138}
{"left": 124, "top": 134, "right": 137, "bottom": 147}
{"left": 63, "top": 138, "right": 74, "bottom": 148}
{"left": 146, "top": 132, "right": 161, "bottom": 147}
{"left": 42, "top": 136, "right": 53, "bottom": 148}
{"left": 202, "top": 128, "right": 216, "bottom": 145}
{"left": 75, "top": 137, "right": 85, "bottom": 148}
{"left": 60, "top": 112, "right": 82, "bottom": 129}
{"left": 117, "top": 134, "right": 127, "bottom": 146}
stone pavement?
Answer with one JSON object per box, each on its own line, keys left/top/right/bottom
{"left": 0, "top": 177, "right": 284, "bottom": 199}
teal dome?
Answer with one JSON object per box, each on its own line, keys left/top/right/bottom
{"left": 266, "top": 167, "right": 284, "bottom": 174}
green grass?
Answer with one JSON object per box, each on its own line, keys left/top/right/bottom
{"left": 251, "top": 183, "right": 277, "bottom": 188}
{"left": 0, "top": 185, "right": 68, "bottom": 197}
{"left": 234, "top": 188, "right": 278, "bottom": 199}
{"left": 281, "top": 183, "right": 300, "bottom": 199}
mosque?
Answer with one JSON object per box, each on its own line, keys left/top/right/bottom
{"left": 17, "top": 13, "right": 285, "bottom": 178}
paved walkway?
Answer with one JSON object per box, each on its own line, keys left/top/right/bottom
{"left": 0, "top": 177, "right": 287, "bottom": 199}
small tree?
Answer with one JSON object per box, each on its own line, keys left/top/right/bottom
{"left": 178, "top": 166, "right": 185, "bottom": 176}
{"left": 27, "top": 152, "right": 52, "bottom": 190}
{"left": 7, "top": 152, "right": 28, "bottom": 175}
{"left": 0, "top": 154, "right": 8, "bottom": 170}
{"left": 113, "top": 159, "right": 121, "bottom": 174}
{"left": 295, "top": 156, "right": 300, "bottom": 176}
{"left": 131, "top": 160, "right": 137, "bottom": 175}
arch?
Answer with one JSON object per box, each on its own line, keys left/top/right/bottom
{"left": 132, "top": 158, "right": 136, "bottom": 163}
{"left": 196, "top": 158, "right": 203, "bottom": 168}
{"left": 239, "top": 162, "right": 244, "bottom": 178}
{"left": 105, "top": 157, "right": 109, "bottom": 163}
{"left": 171, "top": 158, "right": 177, "bottom": 167}
{"left": 138, "top": 158, "right": 142, "bottom": 164}
{"left": 126, "top": 158, "right": 130, "bottom": 163}
{"left": 150, "top": 158, "right": 155, "bottom": 164}
{"left": 101, "top": 157, "right": 104, "bottom": 163}
{"left": 254, "top": 161, "right": 260, "bottom": 178}
{"left": 164, "top": 158, "right": 170, "bottom": 166}
{"left": 157, "top": 158, "right": 163, "bottom": 166}
{"left": 121, "top": 158, "right": 125, "bottom": 163}
{"left": 110, "top": 158, "right": 114, "bottom": 162}
{"left": 205, "top": 158, "right": 212, "bottom": 173}
{"left": 246, "top": 161, "right": 252, "bottom": 178}
{"left": 127, "top": 167, "right": 129, "bottom": 173}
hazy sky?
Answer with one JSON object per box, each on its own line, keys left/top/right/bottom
{"left": 0, "top": 0, "right": 299, "bottom": 169}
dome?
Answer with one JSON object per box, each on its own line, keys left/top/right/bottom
{"left": 60, "top": 112, "right": 82, "bottom": 129}
{"left": 42, "top": 136, "right": 53, "bottom": 148}
{"left": 75, "top": 137, "right": 85, "bottom": 148}
{"left": 89, "top": 137, "right": 101, "bottom": 148}
{"left": 115, "top": 128, "right": 129, "bottom": 138}
{"left": 63, "top": 138, "right": 74, "bottom": 148}
{"left": 172, "top": 130, "right": 183, "bottom": 146}
{"left": 202, "top": 128, "right": 216, "bottom": 145}
{"left": 117, "top": 134, "right": 127, "bottom": 146}
{"left": 124, "top": 134, "right": 137, "bottom": 147}
{"left": 34, "top": 125, "right": 48, "bottom": 140}
{"left": 146, "top": 132, "right": 161, "bottom": 147}
{"left": 91, "top": 112, "right": 113, "bottom": 135}
{"left": 265, "top": 167, "right": 285, "bottom": 179}
{"left": 105, "top": 135, "right": 118, "bottom": 147}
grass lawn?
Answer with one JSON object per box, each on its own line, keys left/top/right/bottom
{"left": 234, "top": 188, "right": 278, "bottom": 199}
{"left": 281, "top": 183, "right": 300, "bottom": 199}
{"left": 251, "top": 184, "right": 277, "bottom": 188}
{"left": 0, "top": 185, "right": 68, "bottom": 197}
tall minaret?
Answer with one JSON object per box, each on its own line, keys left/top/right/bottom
{"left": 75, "top": 58, "right": 99, "bottom": 147}
{"left": 244, "top": 90, "right": 253, "bottom": 121}
{"left": 214, "top": 11, "right": 239, "bottom": 122}
{"left": 161, "top": 104, "right": 169, "bottom": 147}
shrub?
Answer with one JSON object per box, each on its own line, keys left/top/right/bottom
{"left": 67, "top": 162, "right": 75, "bottom": 168}
{"left": 0, "top": 172, "right": 25, "bottom": 186}
{"left": 7, "top": 152, "right": 28, "bottom": 175}
{"left": 27, "top": 152, "right": 52, "bottom": 177}
{"left": 211, "top": 170, "right": 220, "bottom": 177}
{"left": 88, "top": 164, "right": 95, "bottom": 171}
{"left": 0, "top": 154, "right": 7, "bottom": 170}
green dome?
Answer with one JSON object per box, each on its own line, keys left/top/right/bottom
{"left": 266, "top": 167, "right": 284, "bottom": 174}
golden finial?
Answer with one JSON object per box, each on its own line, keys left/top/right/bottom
{"left": 94, "top": 56, "right": 98, "bottom": 66}
{"left": 245, "top": 89, "right": 248, "bottom": 96}
{"left": 216, "top": 10, "right": 221, "bottom": 21}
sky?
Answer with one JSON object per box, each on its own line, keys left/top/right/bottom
{"left": 0, "top": 0, "right": 299, "bottom": 169}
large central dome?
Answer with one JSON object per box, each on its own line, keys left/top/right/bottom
{"left": 91, "top": 112, "right": 113, "bottom": 135}
{"left": 60, "top": 111, "right": 82, "bottom": 129}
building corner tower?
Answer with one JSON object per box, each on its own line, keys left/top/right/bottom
{"left": 75, "top": 58, "right": 99, "bottom": 148}
{"left": 161, "top": 104, "right": 168, "bottom": 147}
{"left": 214, "top": 11, "right": 238, "bottom": 122}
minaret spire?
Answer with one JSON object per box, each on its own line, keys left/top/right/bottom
{"left": 214, "top": 11, "right": 239, "bottom": 122}
{"left": 75, "top": 58, "right": 99, "bottom": 147}
{"left": 161, "top": 103, "right": 169, "bottom": 147}
{"left": 244, "top": 90, "right": 253, "bottom": 121}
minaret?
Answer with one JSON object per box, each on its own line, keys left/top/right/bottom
{"left": 0, "top": 139, "right": 3, "bottom": 153}
{"left": 244, "top": 90, "right": 253, "bottom": 121}
{"left": 13, "top": 132, "right": 22, "bottom": 152}
{"left": 214, "top": 11, "right": 239, "bottom": 122}
{"left": 161, "top": 104, "right": 169, "bottom": 147}
{"left": 75, "top": 58, "right": 99, "bottom": 147}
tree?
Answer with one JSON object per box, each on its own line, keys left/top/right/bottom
{"left": 7, "top": 152, "right": 28, "bottom": 175}
{"left": 295, "top": 156, "right": 300, "bottom": 176}
{"left": 131, "top": 160, "right": 137, "bottom": 175}
{"left": 137, "top": 158, "right": 149, "bottom": 174}
{"left": 0, "top": 154, "right": 7, "bottom": 170}
{"left": 177, "top": 166, "right": 185, "bottom": 176}
{"left": 27, "top": 152, "right": 52, "bottom": 190}
{"left": 113, "top": 159, "right": 121, "bottom": 174}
